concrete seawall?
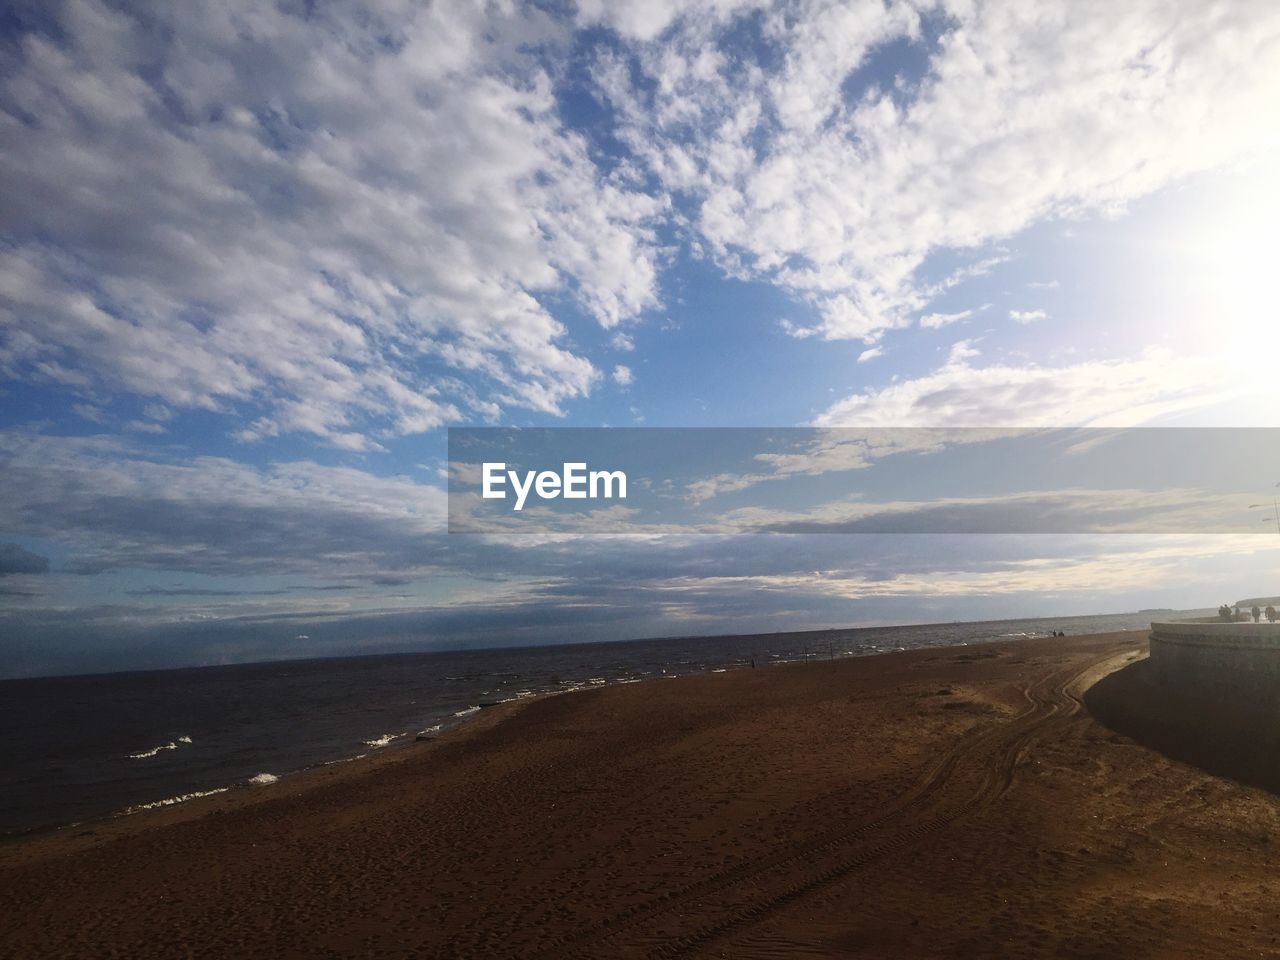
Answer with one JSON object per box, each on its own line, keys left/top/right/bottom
{"left": 1149, "top": 621, "right": 1280, "bottom": 694}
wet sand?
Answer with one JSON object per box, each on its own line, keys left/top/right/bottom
{"left": 4, "top": 629, "right": 1280, "bottom": 958}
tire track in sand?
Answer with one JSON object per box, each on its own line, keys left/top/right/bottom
{"left": 530, "top": 649, "right": 1128, "bottom": 960}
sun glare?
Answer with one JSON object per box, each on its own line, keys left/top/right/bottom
{"left": 1191, "top": 162, "right": 1280, "bottom": 359}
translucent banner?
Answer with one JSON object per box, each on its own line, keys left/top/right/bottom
{"left": 447, "top": 428, "right": 1280, "bottom": 535}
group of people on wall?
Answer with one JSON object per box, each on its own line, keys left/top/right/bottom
{"left": 1217, "top": 604, "right": 1279, "bottom": 623}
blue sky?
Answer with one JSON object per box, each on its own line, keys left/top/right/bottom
{"left": 2, "top": 0, "right": 1280, "bottom": 677}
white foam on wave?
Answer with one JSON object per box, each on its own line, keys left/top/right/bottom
{"left": 362, "top": 732, "right": 406, "bottom": 748}
{"left": 248, "top": 773, "right": 278, "bottom": 785}
{"left": 322, "top": 752, "right": 368, "bottom": 766}
{"left": 128, "top": 735, "right": 193, "bottom": 759}
{"left": 454, "top": 705, "right": 481, "bottom": 717}
{"left": 121, "top": 786, "right": 229, "bottom": 814}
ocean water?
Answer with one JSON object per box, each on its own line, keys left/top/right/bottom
{"left": 0, "top": 611, "right": 1165, "bottom": 835}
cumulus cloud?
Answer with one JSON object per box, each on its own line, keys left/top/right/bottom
{"left": 575, "top": 0, "right": 763, "bottom": 41}
{"left": 6, "top": 0, "right": 1277, "bottom": 448}
{"left": 1009, "top": 309, "right": 1048, "bottom": 324}
{"left": 612, "top": 364, "right": 635, "bottom": 386}
{"left": 595, "top": 0, "right": 1280, "bottom": 343}
{"left": 0, "top": 0, "right": 662, "bottom": 448}
{"left": 919, "top": 309, "right": 975, "bottom": 329}
{"left": 815, "top": 347, "right": 1236, "bottom": 427}
{"left": 856, "top": 346, "right": 883, "bottom": 363}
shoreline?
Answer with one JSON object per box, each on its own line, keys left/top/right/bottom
{"left": 9, "top": 629, "right": 1280, "bottom": 958}
{"left": 0, "top": 686, "right": 543, "bottom": 864}
{"left": 1, "top": 627, "right": 1108, "bottom": 845}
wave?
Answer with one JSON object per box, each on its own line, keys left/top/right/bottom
{"left": 121, "top": 785, "right": 229, "bottom": 815}
{"left": 362, "top": 732, "right": 406, "bottom": 748}
{"left": 248, "top": 773, "right": 278, "bottom": 785}
{"left": 453, "top": 705, "right": 480, "bottom": 717}
{"left": 127, "top": 735, "right": 193, "bottom": 759}
{"left": 322, "top": 753, "right": 367, "bottom": 766}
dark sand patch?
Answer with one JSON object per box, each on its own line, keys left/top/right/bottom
{"left": 1086, "top": 652, "right": 1280, "bottom": 796}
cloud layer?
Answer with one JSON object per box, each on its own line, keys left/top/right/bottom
{"left": 594, "top": 0, "right": 1280, "bottom": 342}
{"left": 5, "top": 1, "right": 1278, "bottom": 449}
{"left": 816, "top": 345, "right": 1236, "bottom": 427}
{"left": 4, "top": 2, "right": 1280, "bottom": 675}
{"left": 1, "top": 0, "right": 662, "bottom": 448}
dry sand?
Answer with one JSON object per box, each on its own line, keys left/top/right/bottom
{"left": 4, "top": 629, "right": 1280, "bottom": 958}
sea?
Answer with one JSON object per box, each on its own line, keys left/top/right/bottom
{"left": 0, "top": 611, "right": 1172, "bottom": 836}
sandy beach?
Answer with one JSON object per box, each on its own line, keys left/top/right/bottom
{"left": 4, "top": 629, "right": 1280, "bottom": 959}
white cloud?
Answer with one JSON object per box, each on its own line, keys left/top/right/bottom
{"left": 857, "top": 346, "right": 883, "bottom": 363}
{"left": 1009, "top": 309, "right": 1048, "bottom": 324}
{"left": 815, "top": 347, "right": 1236, "bottom": 427}
{"left": 574, "top": 0, "right": 761, "bottom": 42}
{"left": 919, "top": 308, "right": 975, "bottom": 329}
{"left": 612, "top": 364, "right": 635, "bottom": 386}
{"left": 71, "top": 403, "right": 107, "bottom": 424}
{"left": 598, "top": 0, "right": 1280, "bottom": 342}
{"left": 7, "top": 0, "right": 1280, "bottom": 450}
{"left": 0, "top": 1, "right": 662, "bottom": 447}
{"left": 124, "top": 420, "right": 167, "bottom": 435}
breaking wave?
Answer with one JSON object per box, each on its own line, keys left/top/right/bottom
{"left": 362, "top": 732, "right": 407, "bottom": 748}
{"left": 128, "top": 735, "right": 193, "bottom": 759}
{"left": 121, "top": 785, "right": 228, "bottom": 814}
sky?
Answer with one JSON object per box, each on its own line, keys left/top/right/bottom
{"left": 3, "top": 0, "right": 1280, "bottom": 677}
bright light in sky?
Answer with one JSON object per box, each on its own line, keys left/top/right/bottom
{"left": 1197, "top": 166, "right": 1280, "bottom": 358}
{"left": 3, "top": 0, "right": 1280, "bottom": 676}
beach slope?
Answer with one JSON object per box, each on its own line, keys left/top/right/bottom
{"left": 4, "top": 630, "right": 1280, "bottom": 959}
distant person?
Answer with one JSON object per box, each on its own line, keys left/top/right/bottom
{"left": 1253, "top": 605, "right": 1262, "bottom": 623}
{"left": 1218, "top": 604, "right": 1233, "bottom": 621}
{"left": 1266, "top": 605, "right": 1277, "bottom": 623}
